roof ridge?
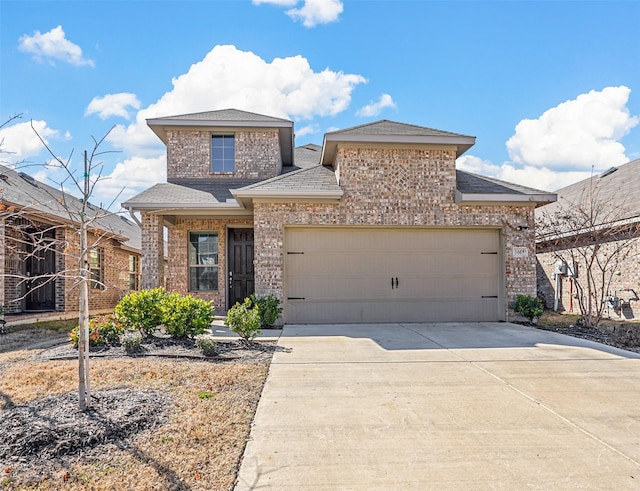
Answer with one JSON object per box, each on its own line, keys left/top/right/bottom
{"left": 326, "top": 119, "right": 472, "bottom": 138}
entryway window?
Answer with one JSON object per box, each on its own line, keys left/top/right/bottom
{"left": 128, "top": 255, "right": 139, "bottom": 290}
{"left": 211, "top": 135, "right": 235, "bottom": 173}
{"left": 189, "top": 232, "right": 218, "bottom": 291}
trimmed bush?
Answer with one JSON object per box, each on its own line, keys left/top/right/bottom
{"left": 513, "top": 294, "right": 544, "bottom": 322}
{"left": 115, "top": 288, "right": 168, "bottom": 335}
{"left": 225, "top": 298, "right": 261, "bottom": 342}
{"left": 249, "top": 293, "right": 282, "bottom": 328}
{"left": 161, "top": 293, "right": 214, "bottom": 339}
{"left": 69, "top": 314, "right": 124, "bottom": 348}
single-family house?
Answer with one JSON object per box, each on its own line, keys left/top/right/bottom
{"left": 0, "top": 164, "right": 142, "bottom": 316}
{"left": 536, "top": 158, "right": 640, "bottom": 320}
{"left": 124, "top": 109, "right": 555, "bottom": 324}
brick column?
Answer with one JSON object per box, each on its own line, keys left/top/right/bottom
{"left": 0, "top": 217, "right": 5, "bottom": 310}
{"left": 141, "top": 213, "right": 164, "bottom": 289}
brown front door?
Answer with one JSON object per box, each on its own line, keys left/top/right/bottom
{"left": 25, "top": 229, "right": 57, "bottom": 311}
{"left": 228, "top": 229, "right": 254, "bottom": 309}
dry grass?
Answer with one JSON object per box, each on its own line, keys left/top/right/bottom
{"left": 0, "top": 347, "right": 270, "bottom": 490}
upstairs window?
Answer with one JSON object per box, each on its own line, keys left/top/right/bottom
{"left": 211, "top": 135, "right": 235, "bottom": 173}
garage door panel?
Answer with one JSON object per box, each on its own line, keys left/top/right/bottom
{"left": 284, "top": 228, "right": 502, "bottom": 323}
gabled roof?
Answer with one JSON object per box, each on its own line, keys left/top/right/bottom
{"left": 322, "top": 120, "right": 476, "bottom": 164}
{"left": 147, "top": 108, "right": 294, "bottom": 166}
{"left": 535, "top": 158, "right": 640, "bottom": 226}
{"left": 0, "top": 165, "right": 141, "bottom": 252}
{"left": 232, "top": 165, "right": 343, "bottom": 207}
{"left": 456, "top": 170, "right": 556, "bottom": 207}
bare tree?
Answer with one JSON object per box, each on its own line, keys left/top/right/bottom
{"left": 537, "top": 179, "right": 640, "bottom": 327}
{"left": 1, "top": 118, "right": 122, "bottom": 410}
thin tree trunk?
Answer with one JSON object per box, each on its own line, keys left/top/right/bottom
{"left": 78, "top": 150, "right": 91, "bottom": 410}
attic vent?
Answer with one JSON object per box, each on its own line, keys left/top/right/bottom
{"left": 600, "top": 167, "right": 618, "bottom": 178}
{"left": 18, "top": 172, "right": 38, "bottom": 187}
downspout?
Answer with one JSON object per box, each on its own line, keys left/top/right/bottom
{"left": 127, "top": 207, "right": 142, "bottom": 227}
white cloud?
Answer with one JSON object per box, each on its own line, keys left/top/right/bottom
{"left": 457, "top": 154, "right": 594, "bottom": 192}
{"left": 93, "top": 155, "right": 167, "bottom": 210}
{"left": 286, "top": 0, "right": 344, "bottom": 27}
{"left": 107, "top": 44, "right": 366, "bottom": 155}
{"left": 18, "top": 25, "right": 94, "bottom": 67}
{"left": 0, "top": 120, "right": 59, "bottom": 165}
{"left": 296, "top": 124, "right": 320, "bottom": 137}
{"left": 356, "top": 93, "right": 397, "bottom": 117}
{"left": 86, "top": 93, "right": 141, "bottom": 120}
{"left": 506, "top": 86, "right": 638, "bottom": 170}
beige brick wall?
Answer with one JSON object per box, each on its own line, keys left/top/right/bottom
{"left": 141, "top": 213, "right": 164, "bottom": 289}
{"left": 253, "top": 145, "right": 538, "bottom": 318}
{"left": 166, "top": 217, "right": 253, "bottom": 313}
{"left": 166, "top": 129, "right": 282, "bottom": 180}
{"left": 537, "top": 238, "right": 640, "bottom": 320}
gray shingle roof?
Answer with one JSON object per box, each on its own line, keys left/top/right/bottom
{"left": 535, "top": 158, "right": 640, "bottom": 222}
{"left": 0, "top": 165, "right": 141, "bottom": 251}
{"left": 455, "top": 170, "right": 556, "bottom": 206}
{"left": 233, "top": 165, "right": 341, "bottom": 196}
{"left": 292, "top": 144, "right": 322, "bottom": 169}
{"left": 322, "top": 119, "right": 476, "bottom": 164}
{"left": 150, "top": 108, "right": 291, "bottom": 124}
{"left": 123, "top": 180, "right": 257, "bottom": 208}
{"left": 327, "top": 120, "right": 472, "bottom": 138}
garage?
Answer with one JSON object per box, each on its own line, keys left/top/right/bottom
{"left": 284, "top": 227, "right": 503, "bottom": 323}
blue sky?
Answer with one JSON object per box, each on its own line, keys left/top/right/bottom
{"left": 1, "top": 0, "right": 639, "bottom": 210}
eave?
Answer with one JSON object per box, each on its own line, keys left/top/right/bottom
{"left": 455, "top": 191, "right": 557, "bottom": 207}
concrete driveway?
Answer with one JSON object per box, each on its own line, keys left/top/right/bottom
{"left": 235, "top": 323, "right": 640, "bottom": 490}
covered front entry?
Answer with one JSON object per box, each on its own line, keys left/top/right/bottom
{"left": 25, "top": 228, "right": 56, "bottom": 311}
{"left": 228, "top": 228, "right": 255, "bottom": 308}
{"left": 284, "top": 227, "right": 503, "bottom": 323}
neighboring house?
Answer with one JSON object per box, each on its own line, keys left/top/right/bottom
{"left": 124, "top": 109, "right": 555, "bottom": 324}
{"left": 0, "top": 165, "right": 142, "bottom": 316}
{"left": 536, "top": 159, "right": 640, "bottom": 320}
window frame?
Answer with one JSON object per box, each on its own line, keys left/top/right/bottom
{"left": 128, "top": 254, "right": 140, "bottom": 291}
{"left": 210, "top": 134, "right": 235, "bottom": 173}
{"left": 188, "top": 231, "right": 219, "bottom": 292}
{"left": 89, "top": 248, "right": 104, "bottom": 290}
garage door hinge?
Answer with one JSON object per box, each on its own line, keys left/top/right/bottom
{"left": 482, "top": 295, "right": 498, "bottom": 298}
{"left": 481, "top": 252, "right": 498, "bottom": 255}
{"left": 287, "top": 251, "right": 304, "bottom": 255}
{"left": 287, "top": 297, "right": 306, "bottom": 300}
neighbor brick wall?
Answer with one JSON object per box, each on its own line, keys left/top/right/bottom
{"left": 252, "top": 144, "right": 538, "bottom": 320}
{"left": 166, "top": 129, "right": 282, "bottom": 180}
{"left": 537, "top": 237, "right": 640, "bottom": 320}
{"left": 166, "top": 217, "right": 253, "bottom": 313}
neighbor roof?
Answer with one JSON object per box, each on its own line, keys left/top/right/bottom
{"left": 0, "top": 165, "right": 141, "bottom": 251}
{"left": 535, "top": 158, "right": 640, "bottom": 227}
{"left": 322, "top": 120, "right": 476, "bottom": 164}
{"left": 146, "top": 108, "right": 294, "bottom": 166}
{"left": 455, "top": 170, "right": 557, "bottom": 207}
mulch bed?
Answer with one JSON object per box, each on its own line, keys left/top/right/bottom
{"left": 533, "top": 323, "right": 640, "bottom": 354}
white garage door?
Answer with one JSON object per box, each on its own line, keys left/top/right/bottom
{"left": 284, "top": 227, "right": 503, "bottom": 323}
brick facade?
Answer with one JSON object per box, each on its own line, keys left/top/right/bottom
{"left": 166, "top": 129, "right": 282, "bottom": 180}
{"left": 252, "top": 145, "right": 538, "bottom": 319}
{"left": 141, "top": 213, "right": 164, "bottom": 290}
{"left": 165, "top": 217, "right": 253, "bottom": 312}
{"left": 2, "top": 220, "right": 139, "bottom": 315}
{"left": 537, "top": 238, "right": 640, "bottom": 320}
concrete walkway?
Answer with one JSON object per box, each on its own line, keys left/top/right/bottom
{"left": 235, "top": 322, "right": 640, "bottom": 490}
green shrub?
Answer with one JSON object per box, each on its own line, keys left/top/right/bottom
{"left": 69, "top": 314, "right": 124, "bottom": 348}
{"left": 249, "top": 293, "right": 282, "bottom": 327}
{"left": 161, "top": 293, "right": 214, "bottom": 339}
{"left": 120, "top": 330, "right": 143, "bottom": 353}
{"left": 225, "top": 298, "right": 261, "bottom": 342}
{"left": 195, "top": 334, "right": 218, "bottom": 356}
{"left": 513, "top": 294, "right": 544, "bottom": 322}
{"left": 115, "top": 288, "right": 168, "bottom": 335}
